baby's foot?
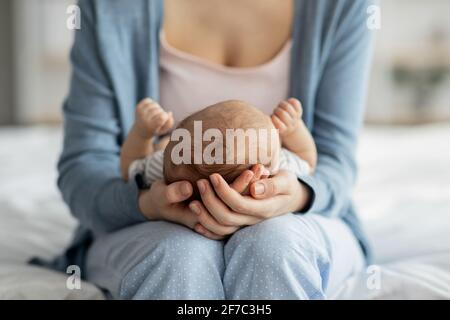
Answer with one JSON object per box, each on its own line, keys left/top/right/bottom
{"left": 271, "top": 98, "right": 303, "bottom": 137}
{"left": 154, "top": 136, "right": 170, "bottom": 151}
{"left": 134, "top": 98, "right": 174, "bottom": 139}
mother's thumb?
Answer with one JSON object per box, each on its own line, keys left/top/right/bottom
{"left": 250, "top": 171, "right": 292, "bottom": 199}
{"left": 250, "top": 179, "right": 276, "bottom": 199}
{"left": 165, "top": 181, "right": 193, "bottom": 203}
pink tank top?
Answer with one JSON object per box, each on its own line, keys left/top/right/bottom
{"left": 159, "top": 31, "right": 292, "bottom": 124}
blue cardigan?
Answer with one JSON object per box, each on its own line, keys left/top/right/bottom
{"left": 49, "top": 0, "right": 375, "bottom": 271}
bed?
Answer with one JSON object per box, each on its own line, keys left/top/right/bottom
{"left": 0, "top": 125, "right": 449, "bottom": 299}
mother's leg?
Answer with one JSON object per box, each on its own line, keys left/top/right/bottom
{"left": 223, "top": 213, "right": 364, "bottom": 299}
{"left": 86, "top": 221, "right": 225, "bottom": 299}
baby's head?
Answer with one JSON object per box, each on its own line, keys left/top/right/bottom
{"left": 163, "top": 100, "right": 280, "bottom": 196}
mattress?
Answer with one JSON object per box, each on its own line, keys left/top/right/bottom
{"left": 0, "top": 125, "right": 449, "bottom": 299}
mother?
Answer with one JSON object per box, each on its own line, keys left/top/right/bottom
{"left": 56, "top": 0, "right": 374, "bottom": 299}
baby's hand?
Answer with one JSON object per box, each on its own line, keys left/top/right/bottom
{"left": 271, "top": 98, "right": 303, "bottom": 137}
{"left": 134, "top": 98, "right": 174, "bottom": 139}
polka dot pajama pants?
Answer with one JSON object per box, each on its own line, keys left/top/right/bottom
{"left": 86, "top": 213, "right": 364, "bottom": 299}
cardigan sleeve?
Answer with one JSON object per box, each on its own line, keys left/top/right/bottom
{"left": 300, "top": 0, "right": 375, "bottom": 217}
{"left": 57, "top": 0, "right": 146, "bottom": 236}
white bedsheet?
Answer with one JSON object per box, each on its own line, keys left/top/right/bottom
{"left": 348, "top": 125, "right": 450, "bottom": 299}
{"left": 0, "top": 125, "right": 449, "bottom": 299}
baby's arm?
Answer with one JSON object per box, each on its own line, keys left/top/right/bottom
{"left": 120, "top": 98, "right": 174, "bottom": 180}
{"left": 271, "top": 98, "right": 317, "bottom": 171}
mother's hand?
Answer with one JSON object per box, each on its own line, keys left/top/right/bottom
{"left": 138, "top": 176, "right": 256, "bottom": 241}
{"left": 190, "top": 165, "right": 311, "bottom": 239}
{"left": 187, "top": 165, "right": 266, "bottom": 240}
{"left": 139, "top": 179, "right": 198, "bottom": 229}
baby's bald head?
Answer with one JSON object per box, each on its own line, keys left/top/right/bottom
{"left": 163, "top": 100, "right": 280, "bottom": 194}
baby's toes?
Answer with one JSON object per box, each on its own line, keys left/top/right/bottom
{"left": 287, "top": 98, "right": 303, "bottom": 116}
{"left": 271, "top": 114, "right": 287, "bottom": 134}
{"left": 136, "top": 98, "right": 152, "bottom": 111}
{"left": 274, "top": 106, "right": 293, "bottom": 126}
{"left": 279, "top": 101, "right": 298, "bottom": 119}
{"left": 137, "top": 98, "right": 161, "bottom": 115}
{"left": 152, "top": 111, "right": 169, "bottom": 127}
{"left": 157, "top": 112, "right": 174, "bottom": 134}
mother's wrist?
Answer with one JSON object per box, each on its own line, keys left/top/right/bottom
{"left": 138, "top": 188, "right": 158, "bottom": 220}
{"left": 291, "top": 181, "right": 311, "bottom": 213}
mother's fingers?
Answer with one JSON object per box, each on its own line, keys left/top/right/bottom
{"left": 229, "top": 169, "right": 254, "bottom": 194}
{"left": 194, "top": 223, "right": 225, "bottom": 240}
{"left": 249, "top": 170, "right": 294, "bottom": 200}
{"left": 173, "top": 208, "right": 199, "bottom": 230}
{"left": 189, "top": 200, "right": 238, "bottom": 236}
{"left": 228, "top": 164, "right": 267, "bottom": 194}
{"left": 165, "top": 180, "right": 193, "bottom": 204}
{"left": 249, "top": 164, "right": 270, "bottom": 184}
{"left": 197, "top": 180, "right": 261, "bottom": 226}
{"left": 208, "top": 174, "right": 270, "bottom": 216}
{"left": 209, "top": 171, "right": 302, "bottom": 219}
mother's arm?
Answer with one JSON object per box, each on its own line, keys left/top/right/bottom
{"left": 58, "top": 0, "right": 146, "bottom": 235}
{"left": 302, "top": 0, "right": 375, "bottom": 217}
{"left": 245, "top": 0, "right": 375, "bottom": 218}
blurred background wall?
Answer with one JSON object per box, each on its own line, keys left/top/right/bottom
{"left": 1, "top": 0, "right": 449, "bottom": 125}
{"left": 367, "top": 0, "right": 450, "bottom": 124}
{"left": 3, "top": 0, "right": 75, "bottom": 124}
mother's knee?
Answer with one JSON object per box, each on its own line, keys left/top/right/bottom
{"left": 89, "top": 221, "right": 224, "bottom": 299}
{"left": 223, "top": 214, "right": 331, "bottom": 299}
{"left": 145, "top": 222, "right": 223, "bottom": 264}
{"left": 226, "top": 214, "right": 329, "bottom": 261}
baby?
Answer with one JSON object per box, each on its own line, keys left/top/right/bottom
{"left": 120, "top": 98, "right": 317, "bottom": 197}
